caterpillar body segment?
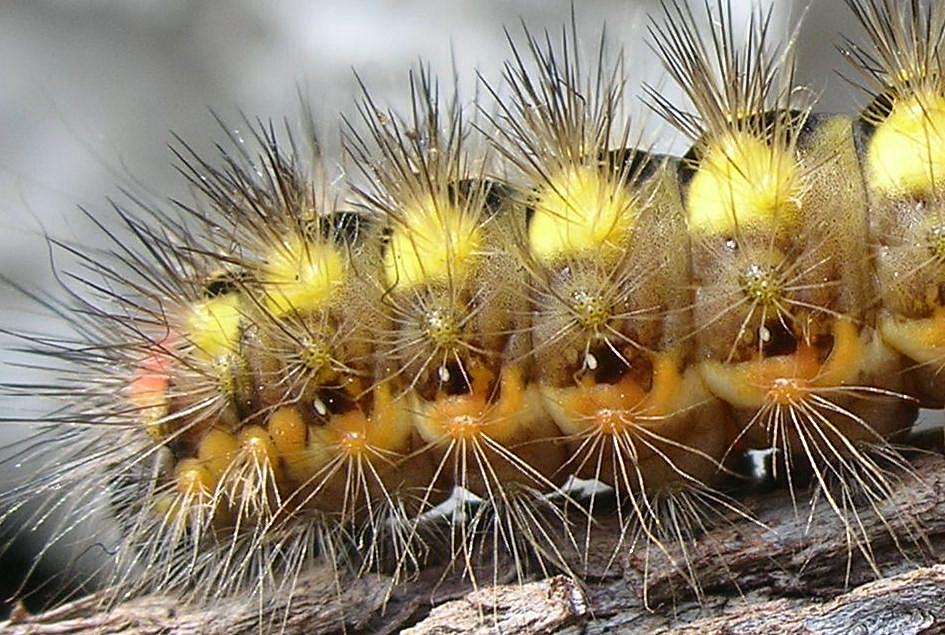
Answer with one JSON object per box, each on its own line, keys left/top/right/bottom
{"left": 523, "top": 153, "right": 739, "bottom": 591}
{"left": 345, "top": 68, "right": 574, "bottom": 584}
{"left": 650, "top": 0, "right": 921, "bottom": 569}
{"left": 842, "top": 0, "right": 945, "bottom": 408}
{"left": 244, "top": 211, "right": 426, "bottom": 519}
{"left": 525, "top": 156, "right": 732, "bottom": 500}
{"left": 685, "top": 112, "right": 916, "bottom": 451}
{"left": 484, "top": 21, "right": 742, "bottom": 595}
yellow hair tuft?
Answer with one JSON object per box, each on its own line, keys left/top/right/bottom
{"left": 868, "top": 91, "right": 945, "bottom": 196}
{"left": 186, "top": 294, "right": 243, "bottom": 359}
{"left": 262, "top": 234, "right": 346, "bottom": 316}
{"left": 529, "top": 165, "right": 635, "bottom": 261}
{"left": 687, "top": 131, "right": 801, "bottom": 234}
{"left": 384, "top": 195, "right": 482, "bottom": 289}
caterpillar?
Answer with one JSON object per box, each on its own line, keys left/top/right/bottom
{"left": 0, "top": 0, "right": 943, "bottom": 632}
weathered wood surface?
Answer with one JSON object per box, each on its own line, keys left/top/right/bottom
{"left": 5, "top": 451, "right": 945, "bottom": 634}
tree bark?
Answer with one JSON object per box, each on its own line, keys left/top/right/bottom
{"left": 5, "top": 451, "right": 945, "bottom": 634}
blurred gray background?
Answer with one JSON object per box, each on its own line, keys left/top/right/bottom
{"left": 0, "top": 0, "right": 875, "bottom": 612}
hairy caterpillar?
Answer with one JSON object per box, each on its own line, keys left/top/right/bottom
{"left": 1, "top": 0, "right": 944, "bottom": 632}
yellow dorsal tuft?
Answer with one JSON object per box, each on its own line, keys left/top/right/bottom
{"left": 529, "top": 165, "right": 635, "bottom": 262}
{"left": 384, "top": 194, "right": 482, "bottom": 289}
{"left": 868, "top": 90, "right": 945, "bottom": 196}
{"left": 263, "top": 234, "right": 346, "bottom": 316}
{"left": 187, "top": 293, "right": 243, "bottom": 359}
{"left": 687, "top": 131, "right": 801, "bottom": 234}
